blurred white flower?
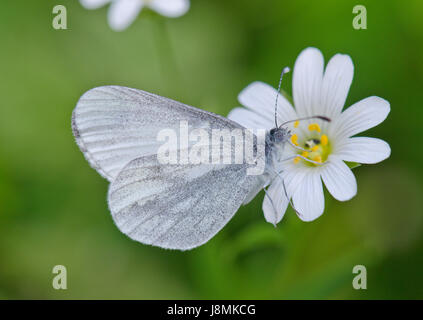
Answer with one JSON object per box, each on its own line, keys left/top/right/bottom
{"left": 80, "top": 0, "right": 190, "bottom": 31}
{"left": 228, "top": 47, "right": 391, "bottom": 224}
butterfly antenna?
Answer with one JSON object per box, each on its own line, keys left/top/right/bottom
{"left": 274, "top": 67, "right": 290, "bottom": 128}
{"left": 278, "top": 115, "right": 331, "bottom": 129}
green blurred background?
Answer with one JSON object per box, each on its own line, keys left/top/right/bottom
{"left": 0, "top": 0, "right": 422, "bottom": 299}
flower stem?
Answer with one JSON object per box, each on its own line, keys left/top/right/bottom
{"left": 152, "top": 18, "right": 183, "bottom": 97}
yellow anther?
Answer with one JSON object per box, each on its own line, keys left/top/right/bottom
{"left": 308, "top": 123, "right": 321, "bottom": 132}
{"left": 313, "top": 155, "right": 322, "bottom": 163}
{"left": 311, "top": 145, "right": 319, "bottom": 152}
{"left": 293, "top": 156, "right": 301, "bottom": 164}
{"left": 294, "top": 120, "right": 299, "bottom": 128}
{"left": 321, "top": 134, "right": 328, "bottom": 146}
{"left": 301, "top": 151, "right": 309, "bottom": 158}
{"left": 291, "top": 134, "right": 298, "bottom": 146}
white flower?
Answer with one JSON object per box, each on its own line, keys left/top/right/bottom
{"left": 80, "top": 0, "right": 190, "bottom": 31}
{"left": 228, "top": 47, "right": 391, "bottom": 224}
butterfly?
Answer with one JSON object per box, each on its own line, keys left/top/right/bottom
{"left": 72, "top": 78, "right": 329, "bottom": 250}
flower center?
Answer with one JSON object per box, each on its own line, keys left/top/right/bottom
{"left": 290, "top": 123, "right": 331, "bottom": 166}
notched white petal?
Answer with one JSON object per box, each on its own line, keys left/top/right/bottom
{"left": 237, "top": 81, "right": 296, "bottom": 125}
{"left": 80, "top": 0, "right": 110, "bottom": 9}
{"left": 262, "top": 179, "right": 289, "bottom": 226}
{"left": 293, "top": 47, "right": 324, "bottom": 118}
{"left": 292, "top": 170, "right": 325, "bottom": 222}
{"left": 108, "top": 0, "right": 144, "bottom": 31}
{"left": 227, "top": 107, "right": 273, "bottom": 130}
{"left": 330, "top": 96, "right": 390, "bottom": 140}
{"left": 335, "top": 137, "right": 391, "bottom": 164}
{"left": 321, "top": 157, "right": 357, "bottom": 201}
{"left": 321, "top": 53, "right": 354, "bottom": 119}
{"left": 148, "top": 0, "right": 190, "bottom": 17}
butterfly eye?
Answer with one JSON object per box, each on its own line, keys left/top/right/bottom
{"left": 312, "top": 138, "right": 321, "bottom": 145}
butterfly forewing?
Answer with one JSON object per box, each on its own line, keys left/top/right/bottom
{"left": 72, "top": 85, "right": 245, "bottom": 181}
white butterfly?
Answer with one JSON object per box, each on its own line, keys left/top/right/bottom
{"left": 72, "top": 83, "right": 328, "bottom": 250}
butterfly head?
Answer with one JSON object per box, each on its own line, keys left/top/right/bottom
{"left": 269, "top": 127, "right": 291, "bottom": 144}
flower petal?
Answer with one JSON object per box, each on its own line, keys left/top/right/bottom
{"left": 293, "top": 47, "right": 324, "bottom": 117}
{"left": 238, "top": 81, "right": 297, "bottom": 126}
{"left": 80, "top": 0, "right": 110, "bottom": 9}
{"left": 148, "top": 0, "right": 190, "bottom": 17}
{"left": 227, "top": 107, "right": 273, "bottom": 130}
{"left": 321, "top": 156, "right": 357, "bottom": 201}
{"left": 321, "top": 53, "right": 354, "bottom": 120}
{"left": 292, "top": 169, "right": 325, "bottom": 221}
{"left": 108, "top": 0, "right": 144, "bottom": 31}
{"left": 335, "top": 137, "right": 391, "bottom": 164}
{"left": 262, "top": 178, "right": 289, "bottom": 225}
{"left": 329, "top": 96, "right": 390, "bottom": 140}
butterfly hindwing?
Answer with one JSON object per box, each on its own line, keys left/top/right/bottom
{"left": 108, "top": 155, "right": 261, "bottom": 250}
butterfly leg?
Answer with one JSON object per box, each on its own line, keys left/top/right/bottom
{"left": 267, "top": 166, "right": 304, "bottom": 219}
{"left": 288, "top": 140, "right": 310, "bottom": 152}
{"left": 263, "top": 187, "right": 279, "bottom": 227}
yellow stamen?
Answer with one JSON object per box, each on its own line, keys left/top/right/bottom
{"left": 311, "top": 145, "right": 319, "bottom": 152}
{"left": 293, "top": 156, "right": 301, "bottom": 164}
{"left": 321, "top": 134, "right": 328, "bottom": 146}
{"left": 308, "top": 123, "right": 321, "bottom": 132}
{"left": 313, "top": 155, "right": 322, "bottom": 163}
{"left": 294, "top": 120, "right": 299, "bottom": 128}
{"left": 301, "top": 151, "right": 309, "bottom": 157}
{"left": 291, "top": 134, "right": 298, "bottom": 146}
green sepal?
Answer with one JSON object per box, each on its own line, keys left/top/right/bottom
{"left": 345, "top": 161, "right": 361, "bottom": 169}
